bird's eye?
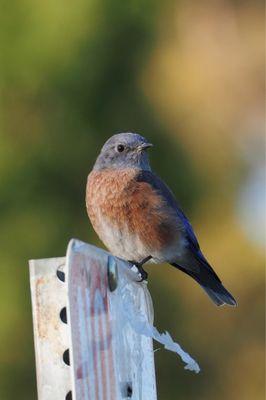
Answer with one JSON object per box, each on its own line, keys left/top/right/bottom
{"left": 117, "top": 144, "right": 125, "bottom": 153}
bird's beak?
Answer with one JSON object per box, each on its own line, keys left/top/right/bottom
{"left": 138, "top": 143, "right": 153, "bottom": 151}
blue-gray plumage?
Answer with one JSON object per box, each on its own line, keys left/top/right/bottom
{"left": 136, "top": 170, "right": 236, "bottom": 306}
{"left": 86, "top": 132, "right": 237, "bottom": 307}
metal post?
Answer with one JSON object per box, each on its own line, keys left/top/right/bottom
{"left": 29, "top": 239, "right": 157, "bottom": 400}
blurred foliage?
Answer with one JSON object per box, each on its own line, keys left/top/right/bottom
{"left": 0, "top": 0, "right": 264, "bottom": 399}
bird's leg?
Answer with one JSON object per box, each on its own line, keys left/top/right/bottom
{"left": 128, "top": 255, "right": 152, "bottom": 282}
{"left": 136, "top": 264, "right": 148, "bottom": 281}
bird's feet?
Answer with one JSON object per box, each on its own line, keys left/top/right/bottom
{"left": 128, "top": 256, "right": 151, "bottom": 282}
{"left": 136, "top": 264, "right": 148, "bottom": 282}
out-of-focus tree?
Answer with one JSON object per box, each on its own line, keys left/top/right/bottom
{"left": 0, "top": 0, "right": 264, "bottom": 399}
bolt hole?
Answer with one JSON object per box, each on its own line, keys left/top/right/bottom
{"left": 63, "top": 349, "right": 70, "bottom": 366}
{"left": 56, "top": 268, "right": 65, "bottom": 282}
{"left": 65, "top": 391, "right": 72, "bottom": 400}
{"left": 127, "top": 384, "right": 133, "bottom": 397}
{"left": 60, "top": 307, "right": 67, "bottom": 324}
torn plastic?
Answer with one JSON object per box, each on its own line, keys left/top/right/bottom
{"left": 115, "top": 267, "right": 200, "bottom": 374}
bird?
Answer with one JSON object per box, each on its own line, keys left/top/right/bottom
{"left": 86, "top": 132, "right": 237, "bottom": 307}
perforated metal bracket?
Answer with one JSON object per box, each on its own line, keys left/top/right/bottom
{"left": 29, "top": 257, "right": 71, "bottom": 400}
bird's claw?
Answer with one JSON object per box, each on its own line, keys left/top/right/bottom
{"left": 129, "top": 256, "right": 151, "bottom": 282}
{"left": 137, "top": 267, "right": 148, "bottom": 282}
{"left": 129, "top": 260, "right": 149, "bottom": 282}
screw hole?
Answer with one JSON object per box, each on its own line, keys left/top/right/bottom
{"left": 56, "top": 268, "right": 65, "bottom": 282}
{"left": 65, "top": 391, "right": 72, "bottom": 400}
{"left": 60, "top": 307, "right": 67, "bottom": 324}
{"left": 127, "top": 384, "right": 133, "bottom": 397}
{"left": 63, "top": 349, "right": 70, "bottom": 366}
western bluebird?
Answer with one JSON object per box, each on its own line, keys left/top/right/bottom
{"left": 86, "top": 132, "right": 237, "bottom": 306}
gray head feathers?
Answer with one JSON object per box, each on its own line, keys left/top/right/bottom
{"left": 93, "top": 132, "right": 153, "bottom": 171}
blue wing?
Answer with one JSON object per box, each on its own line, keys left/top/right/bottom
{"left": 136, "top": 170, "right": 200, "bottom": 249}
{"left": 135, "top": 170, "right": 218, "bottom": 273}
{"left": 135, "top": 171, "right": 239, "bottom": 306}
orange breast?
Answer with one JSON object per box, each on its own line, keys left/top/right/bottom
{"left": 86, "top": 168, "right": 179, "bottom": 254}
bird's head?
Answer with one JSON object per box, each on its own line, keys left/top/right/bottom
{"left": 93, "top": 132, "right": 153, "bottom": 171}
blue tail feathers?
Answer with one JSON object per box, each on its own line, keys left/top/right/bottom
{"left": 171, "top": 262, "right": 237, "bottom": 307}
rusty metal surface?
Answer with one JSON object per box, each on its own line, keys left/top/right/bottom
{"left": 29, "top": 257, "right": 71, "bottom": 400}
{"left": 66, "top": 239, "right": 157, "bottom": 400}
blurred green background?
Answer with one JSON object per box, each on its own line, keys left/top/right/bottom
{"left": 0, "top": 0, "right": 265, "bottom": 399}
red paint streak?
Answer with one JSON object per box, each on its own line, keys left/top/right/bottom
{"left": 72, "top": 253, "right": 118, "bottom": 399}
{"left": 102, "top": 272, "right": 117, "bottom": 400}
{"left": 97, "top": 292, "right": 108, "bottom": 399}
{"left": 90, "top": 262, "right": 101, "bottom": 399}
